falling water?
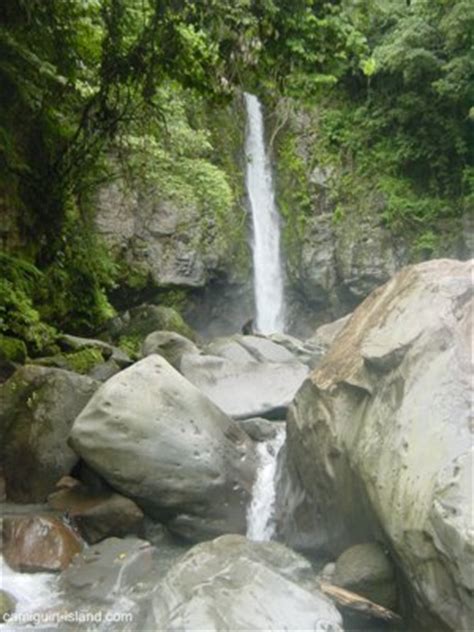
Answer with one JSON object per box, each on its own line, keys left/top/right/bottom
{"left": 247, "top": 427, "right": 286, "bottom": 541}
{"left": 244, "top": 93, "right": 285, "bottom": 334}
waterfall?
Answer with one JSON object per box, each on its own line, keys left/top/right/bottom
{"left": 246, "top": 427, "right": 286, "bottom": 541}
{"left": 244, "top": 93, "right": 285, "bottom": 334}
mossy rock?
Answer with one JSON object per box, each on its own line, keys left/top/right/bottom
{"left": 64, "top": 348, "right": 105, "bottom": 374}
{"left": 30, "top": 348, "right": 105, "bottom": 375}
{"left": 0, "top": 335, "right": 27, "bottom": 364}
{"left": 0, "top": 365, "right": 98, "bottom": 502}
{"left": 109, "top": 304, "right": 196, "bottom": 343}
{"left": 0, "top": 590, "right": 17, "bottom": 620}
{"left": 117, "top": 335, "right": 143, "bottom": 361}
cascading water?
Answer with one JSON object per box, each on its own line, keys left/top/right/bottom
{"left": 246, "top": 426, "right": 286, "bottom": 541}
{"left": 0, "top": 555, "right": 60, "bottom": 629}
{"left": 244, "top": 93, "right": 285, "bottom": 334}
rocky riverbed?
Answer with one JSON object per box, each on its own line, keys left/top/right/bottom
{"left": 0, "top": 259, "right": 472, "bottom": 631}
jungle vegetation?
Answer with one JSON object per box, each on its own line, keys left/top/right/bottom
{"left": 0, "top": 0, "right": 472, "bottom": 351}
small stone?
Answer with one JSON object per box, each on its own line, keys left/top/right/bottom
{"left": 0, "top": 590, "right": 17, "bottom": 621}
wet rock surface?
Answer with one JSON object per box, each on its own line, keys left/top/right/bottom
{"left": 0, "top": 366, "right": 98, "bottom": 502}
{"left": 146, "top": 534, "right": 344, "bottom": 631}
{"left": 60, "top": 537, "right": 155, "bottom": 603}
{"left": 70, "top": 355, "right": 257, "bottom": 541}
{"left": 2, "top": 516, "right": 82, "bottom": 572}
{"left": 282, "top": 259, "right": 473, "bottom": 630}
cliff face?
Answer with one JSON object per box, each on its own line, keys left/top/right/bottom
{"left": 92, "top": 96, "right": 255, "bottom": 337}
{"left": 272, "top": 99, "right": 471, "bottom": 337}
{"left": 92, "top": 95, "right": 471, "bottom": 339}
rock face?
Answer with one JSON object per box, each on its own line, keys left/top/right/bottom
{"left": 274, "top": 102, "right": 468, "bottom": 337}
{"left": 96, "top": 182, "right": 235, "bottom": 288}
{"left": 70, "top": 355, "right": 257, "bottom": 541}
{"left": 3, "top": 516, "right": 82, "bottom": 572}
{"left": 282, "top": 259, "right": 473, "bottom": 630}
{"left": 181, "top": 335, "right": 309, "bottom": 419}
{"left": 0, "top": 366, "right": 98, "bottom": 502}
{"left": 146, "top": 534, "right": 344, "bottom": 631}
{"left": 333, "top": 543, "right": 397, "bottom": 610}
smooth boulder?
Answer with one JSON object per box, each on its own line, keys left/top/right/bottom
{"left": 141, "top": 331, "right": 200, "bottom": 369}
{"left": 2, "top": 516, "right": 82, "bottom": 572}
{"left": 70, "top": 355, "right": 257, "bottom": 540}
{"left": 333, "top": 543, "right": 397, "bottom": 610}
{"left": 181, "top": 335, "right": 308, "bottom": 419}
{"left": 0, "top": 366, "right": 98, "bottom": 501}
{"left": 146, "top": 534, "right": 344, "bottom": 631}
{"left": 282, "top": 259, "right": 473, "bottom": 630}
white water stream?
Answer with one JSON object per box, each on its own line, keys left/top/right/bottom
{"left": 0, "top": 555, "right": 60, "bottom": 629}
{"left": 244, "top": 93, "right": 285, "bottom": 334}
{"left": 246, "top": 427, "right": 286, "bottom": 541}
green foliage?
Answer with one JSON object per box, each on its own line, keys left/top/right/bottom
{"left": 0, "top": 334, "right": 27, "bottom": 364}
{"left": 276, "top": 131, "right": 312, "bottom": 261}
{"left": 0, "top": 252, "right": 57, "bottom": 354}
{"left": 412, "top": 230, "right": 440, "bottom": 259}
{"left": 378, "top": 176, "right": 455, "bottom": 229}
{"left": 38, "top": 208, "right": 118, "bottom": 333}
{"left": 122, "top": 84, "right": 234, "bottom": 219}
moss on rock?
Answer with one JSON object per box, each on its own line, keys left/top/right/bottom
{"left": 63, "top": 348, "right": 105, "bottom": 374}
{"left": 30, "top": 348, "right": 105, "bottom": 375}
{"left": 0, "top": 335, "right": 27, "bottom": 364}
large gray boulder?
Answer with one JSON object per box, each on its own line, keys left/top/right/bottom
{"left": 0, "top": 366, "right": 98, "bottom": 502}
{"left": 181, "top": 335, "right": 308, "bottom": 419}
{"left": 69, "top": 355, "right": 257, "bottom": 541}
{"left": 281, "top": 259, "right": 473, "bottom": 630}
{"left": 146, "top": 534, "right": 344, "bottom": 631}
